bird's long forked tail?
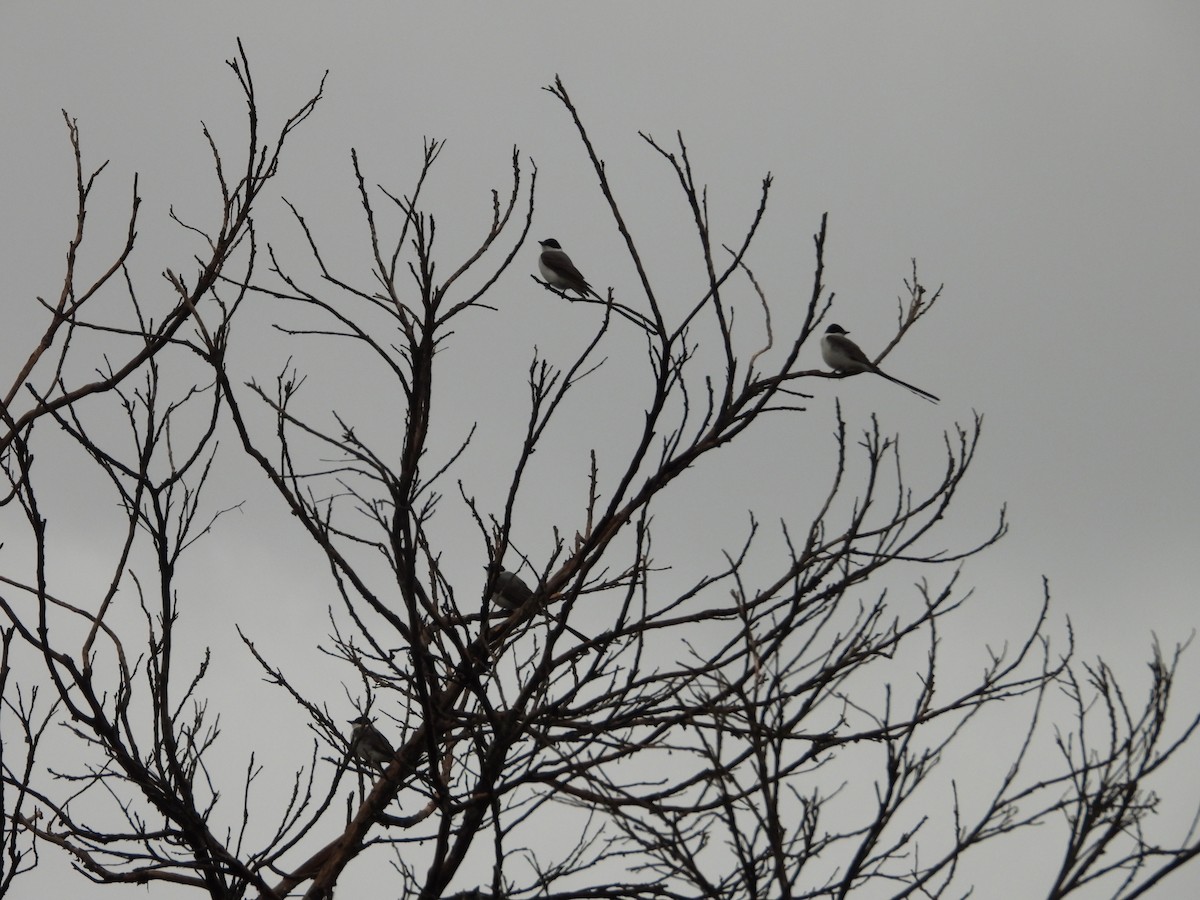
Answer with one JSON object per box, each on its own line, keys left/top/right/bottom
{"left": 877, "top": 370, "right": 940, "bottom": 404}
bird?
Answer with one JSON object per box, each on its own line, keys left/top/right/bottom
{"left": 538, "top": 238, "right": 599, "bottom": 298}
{"left": 485, "top": 566, "right": 593, "bottom": 642}
{"left": 820, "top": 324, "right": 939, "bottom": 403}
{"left": 490, "top": 568, "right": 536, "bottom": 612}
{"left": 348, "top": 715, "right": 396, "bottom": 773}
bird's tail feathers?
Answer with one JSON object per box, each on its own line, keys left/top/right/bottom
{"left": 878, "top": 371, "right": 940, "bottom": 403}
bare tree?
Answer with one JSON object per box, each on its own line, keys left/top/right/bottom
{"left": 2, "top": 55, "right": 1199, "bottom": 900}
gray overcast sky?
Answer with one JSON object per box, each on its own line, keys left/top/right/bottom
{"left": 3, "top": 2, "right": 1199, "bottom": 897}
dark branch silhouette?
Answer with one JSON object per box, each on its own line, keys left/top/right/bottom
{"left": 1, "top": 55, "right": 1198, "bottom": 900}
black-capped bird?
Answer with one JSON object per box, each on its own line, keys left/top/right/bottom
{"left": 486, "top": 566, "right": 591, "bottom": 641}
{"left": 348, "top": 715, "right": 395, "bottom": 773}
{"left": 820, "top": 324, "right": 939, "bottom": 403}
{"left": 490, "top": 568, "right": 535, "bottom": 612}
{"left": 538, "top": 238, "right": 598, "bottom": 298}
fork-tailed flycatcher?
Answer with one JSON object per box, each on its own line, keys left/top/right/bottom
{"left": 538, "top": 238, "right": 599, "bottom": 298}
{"left": 486, "top": 566, "right": 591, "bottom": 641}
{"left": 348, "top": 715, "right": 395, "bottom": 773}
{"left": 490, "top": 568, "right": 535, "bottom": 611}
{"left": 820, "top": 324, "right": 939, "bottom": 403}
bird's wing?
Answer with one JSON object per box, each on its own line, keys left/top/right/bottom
{"left": 826, "top": 333, "right": 874, "bottom": 367}
{"left": 543, "top": 249, "right": 589, "bottom": 285}
{"left": 498, "top": 570, "right": 535, "bottom": 600}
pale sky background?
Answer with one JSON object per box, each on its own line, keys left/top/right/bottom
{"left": 2, "top": 2, "right": 1199, "bottom": 897}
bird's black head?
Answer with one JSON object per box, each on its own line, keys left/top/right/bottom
{"left": 825, "top": 324, "right": 849, "bottom": 335}
{"left": 349, "top": 715, "right": 372, "bottom": 726}
{"left": 539, "top": 238, "right": 562, "bottom": 249}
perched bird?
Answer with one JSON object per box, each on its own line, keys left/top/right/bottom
{"left": 348, "top": 715, "right": 395, "bottom": 773}
{"left": 820, "top": 324, "right": 939, "bottom": 403}
{"left": 490, "top": 568, "right": 536, "bottom": 612}
{"left": 485, "top": 566, "right": 592, "bottom": 642}
{"left": 538, "top": 238, "right": 598, "bottom": 298}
